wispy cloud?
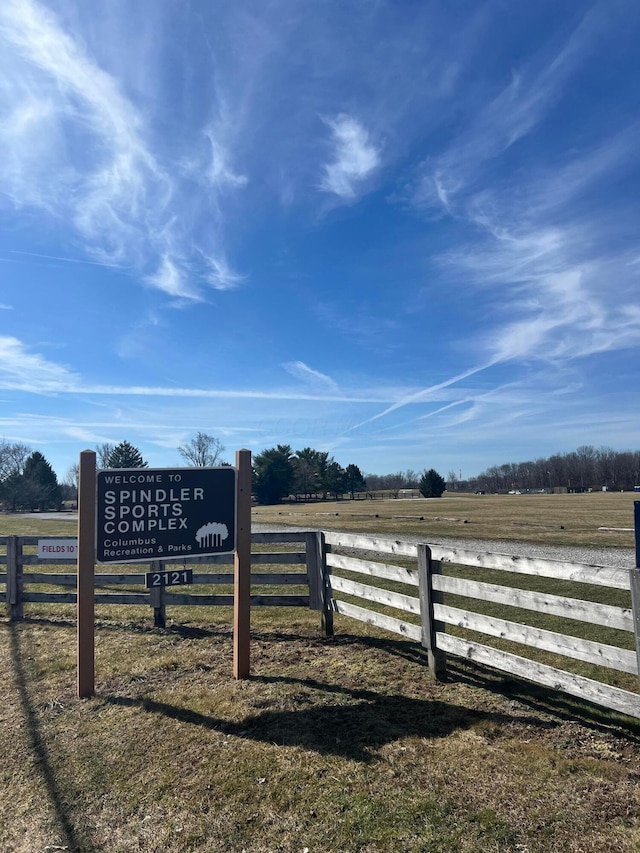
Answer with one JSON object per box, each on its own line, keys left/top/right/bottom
{"left": 441, "top": 214, "right": 640, "bottom": 366}
{"left": 0, "top": 336, "right": 79, "bottom": 392}
{"left": 145, "top": 256, "right": 199, "bottom": 300}
{"left": 0, "top": 0, "right": 243, "bottom": 300}
{"left": 401, "top": 8, "right": 640, "bottom": 387}
{"left": 412, "top": 5, "right": 606, "bottom": 215}
{"left": 199, "top": 251, "right": 245, "bottom": 291}
{"left": 0, "top": 336, "right": 393, "bottom": 403}
{"left": 320, "top": 115, "right": 380, "bottom": 200}
{"left": 282, "top": 361, "right": 339, "bottom": 391}
{"left": 203, "top": 127, "right": 248, "bottom": 191}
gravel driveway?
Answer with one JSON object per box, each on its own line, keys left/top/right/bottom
{"left": 253, "top": 522, "right": 637, "bottom": 569}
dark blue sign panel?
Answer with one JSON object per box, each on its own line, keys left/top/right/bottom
{"left": 96, "top": 467, "right": 236, "bottom": 564}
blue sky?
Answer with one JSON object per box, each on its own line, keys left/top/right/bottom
{"left": 1, "top": 0, "right": 640, "bottom": 482}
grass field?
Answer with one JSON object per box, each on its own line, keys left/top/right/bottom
{"left": 253, "top": 490, "right": 639, "bottom": 549}
{"left": 1, "top": 500, "right": 640, "bottom": 852}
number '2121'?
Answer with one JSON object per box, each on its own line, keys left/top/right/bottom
{"left": 151, "top": 570, "right": 190, "bottom": 586}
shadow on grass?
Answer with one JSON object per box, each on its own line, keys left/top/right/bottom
{"left": 16, "top": 614, "right": 327, "bottom": 644}
{"left": 322, "top": 631, "right": 437, "bottom": 669}
{"left": 446, "top": 657, "right": 640, "bottom": 741}
{"left": 105, "top": 674, "right": 552, "bottom": 763}
{"left": 17, "top": 614, "right": 231, "bottom": 639}
{"left": 7, "top": 622, "right": 97, "bottom": 853}
{"left": 15, "top": 616, "right": 640, "bottom": 744}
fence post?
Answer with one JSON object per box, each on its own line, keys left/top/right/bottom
{"left": 305, "top": 531, "right": 333, "bottom": 637}
{"left": 149, "top": 560, "right": 166, "bottom": 628}
{"left": 6, "top": 536, "right": 23, "bottom": 622}
{"left": 417, "top": 544, "right": 446, "bottom": 679}
{"left": 322, "top": 541, "right": 334, "bottom": 638}
{"left": 305, "top": 531, "right": 323, "bottom": 610}
{"left": 631, "top": 502, "right": 640, "bottom": 683}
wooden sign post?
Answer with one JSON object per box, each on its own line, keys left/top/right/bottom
{"left": 76, "top": 448, "right": 250, "bottom": 694}
{"left": 77, "top": 450, "right": 96, "bottom": 698}
{"left": 233, "top": 449, "right": 252, "bottom": 679}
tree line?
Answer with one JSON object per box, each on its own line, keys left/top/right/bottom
{"left": 252, "top": 445, "right": 446, "bottom": 503}
{"left": 0, "top": 439, "right": 149, "bottom": 511}
{"left": 253, "top": 445, "right": 367, "bottom": 503}
{"left": 470, "top": 445, "right": 640, "bottom": 493}
{"left": 0, "top": 441, "right": 63, "bottom": 512}
{"left": 0, "top": 432, "right": 447, "bottom": 510}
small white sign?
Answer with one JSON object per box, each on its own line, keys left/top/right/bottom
{"left": 38, "top": 539, "right": 77, "bottom": 559}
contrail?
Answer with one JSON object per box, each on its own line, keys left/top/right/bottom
{"left": 9, "top": 250, "right": 121, "bottom": 268}
{"left": 346, "top": 360, "right": 499, "bottom": 432}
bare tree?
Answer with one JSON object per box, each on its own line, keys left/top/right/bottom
{"left": 178, "top": 432, "right": 226, "bottom": 467}
{"left": 95, "top": 443, "right": 115, "bottom": 468}
{"left": 0, "top": 440, "right": 32, "bottom": 480}
{"left": 65, "top": 463, "right": 79, "bottom": 489}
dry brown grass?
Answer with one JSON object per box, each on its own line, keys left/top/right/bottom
{"left": 2, "top": 608, "right": 640, "bottom": 853}
{"left": 1, "top": 505, "right": 640, "bottom": 852}
{"left": 253, "top": 490, "right": 638, "bottom": 548}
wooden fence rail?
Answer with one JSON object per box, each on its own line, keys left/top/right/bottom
{"left": 2, "top": 520, "right": 640, "bottom": 721}
{"left": 323, "top": 530, "right": 640, "bottom": 721}
{"left": 0, "top": 532, "right": 317, "bottom": 628}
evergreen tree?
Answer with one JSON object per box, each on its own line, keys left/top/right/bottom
{"left": 0, "top": 471, "right": 30, "bottom": 511}
{"left": 419, "top": 468, "right": 446, "bottom": 498}
{"left": 107, "top": 441, "right": 148, "bottom": 469}
{"left": 22, "top": 451, "right": 61, "bottom": 510}
{"left": 293, "top": 448, "right": 329, "bottom": 499}
{"left": 253, "top": 445, "right": 294, "bottom": 504}
{"left": 324, "top": 461, "right": 347, "bottom": 499}
{"left": 345, "top": 463, "right": 366, "bottom": 499}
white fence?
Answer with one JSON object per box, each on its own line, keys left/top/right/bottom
{"left": 322, "top": 531, "right": 640, "bottom": 720}
{"left": 2, "top": 529, "right": 640, "bottom": 720}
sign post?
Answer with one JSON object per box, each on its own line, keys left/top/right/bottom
{"left": 77, "top": 450, "right": 96, "bottom": 698}
{"left": 77, "top": 456, "right": 246, "bottom": 694}
{"left": 234, "top": 449, "right": 252, "bottom": 679}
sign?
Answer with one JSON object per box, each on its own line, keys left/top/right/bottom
{"left": 145, "top": 568, "right": 193, "bottom": 588}
{"left": 96, "top": 466, "right": 236, "bottom": 564}
{"left": 38, "top": 539, "right": 77, "bottom": 559}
